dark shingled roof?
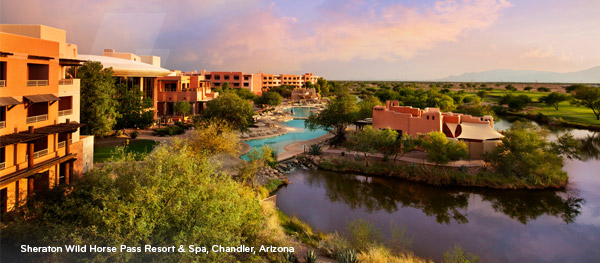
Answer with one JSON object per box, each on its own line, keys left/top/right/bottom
{"left": 0, "top": 122, "right": 83, "bottom": 147}
{"left": 0, "top": 97, "right": 21, "bottom": 106}
{"left": 24, "top": 94, "right": 59, "bottom": 103}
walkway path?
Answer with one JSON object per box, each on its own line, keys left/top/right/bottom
{"left": 277, "top": 133, "right": 334, "bottom": 161}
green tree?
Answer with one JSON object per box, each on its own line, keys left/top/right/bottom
{"left": 254, "top": 91, "right": 283, "bottom": 108}
{"left": 500, "top": 94, "right": 531, "bottom": 111}
{"left": 539, "top": 92, "right": 570, "bottom": 110}
{"left": 572, "top": 86, "right": 600, "bottom": 120}
{"left": 202, "top": 93, "right": 255, "bottom": 131}
{"left": 114, "top": 83, "right": 154, "bottom": 130}
{"left": 306, "top": 95, "right": 358, "bottom": 144}
{"left": 1, "top": 136, "right": 264, "bottom": 262}
{"left": 476, "top": 90, "right": 489, "bottom": 99}
{"left": 317, "top": 78, "right": 329, "bottom": 95}
{"left": 356, "top": 96, "right": 382, "bottom": 119}
{"left": 505, "top": 84, "right": 517, "bottom": 91}
{"left": 174, "top": 101, "right": 191, "bottom": 117}
{"left": 239, "top": 145, "right": 275, "bottom": 187}
{"left": 73, "top": 61, "right": 117, "bottom": 137}
{"left": 418, "top": 131, "right": 469, "bottom": 165}
{"left": 484, "top": 122, "right": 567, "bottom": 185}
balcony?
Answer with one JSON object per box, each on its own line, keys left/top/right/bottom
{"left": 0, "top": 80, "right": 5, "bottom": 87}
{"left": 58, "top": 109, "right": 73, "bottom": 117}
{"left": 33, "top": 149, "right": 48, "bottom": 159}
{"left": 26, "top": 114, "right": 48, "bottom": 124}
{"left": 59, "top": 79, "right": 73, "bottom": 85}
{"left": 0, "top": 121, "right": 4, "bottom": 129}
{"left": 27, "top": 80, "right": 48, "bottom": 87}
{"left": 57, "top": 139, "right": 72, "bottom": 149}
{"left": 0, "top": 162, "right": 5, "bottom": 170}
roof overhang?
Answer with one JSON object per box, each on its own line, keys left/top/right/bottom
{"left": 24, "top": 94, "right": 59, "bottom": 103}
{"left": 0, "top": 97, "right": 22, "bottom": 106}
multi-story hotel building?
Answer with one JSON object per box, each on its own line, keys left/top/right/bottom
{"left": 0, "top": 25, "right": 94, "bottom": 214}
{"left": 192, "top": 70, "right": 320, "bottom": 95}
{"left": 156, "top": 71, "right": 217, "bottom": 117}
{"left": 79, "top": 49, "right": 172, "bottom": 118}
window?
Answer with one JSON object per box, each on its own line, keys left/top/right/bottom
{"left": 0, "top": 106, "right": 5, "bottom": 129}
{"left": 143, "top": 77, "right": 154, "bottom": 99}
{"left": 426, "top": 116, "right": 430, "bottom": 120}
{"left": 244, "top": 76, "right": 249, "bottom": 81}
{"left": 58, "top": 96, "right": 73, "bottom": 116}
{"left": 27, "top": 102, "right": 48, "bottom": 123}
{"left": 224, "top": 75, "right": 230, "bottom": 80}
{"left": 205, "top": 75, "right": 212, "bottom": 80}
{"left": 0, "top": 147, "right": 5, "bottom": 170}
{"left": 233, "top": 76, "right": 239, "bottom": 80}
{"left": 31, "top": 136, "right": 48, "bottom": 159}
{"left": 58, "top": 132, "right": 69, "bottom": 148}
{"left": 0, "top": 61, "right": 6, "bottom": 87}
{"left": 0, "top": 187, "right": 7, "bottom": 215}
{"left": 164, "top": 83, "right": 177, "bottom": 92}
{"left": 214, "top": 76, "right": 221, "bottom": 80}
{"left": 244, "top": 83, "right": 249, "bottom": 87}
{"left": 432, "top": 116, "right": 435, "bottom": 120}
{"left": 27, "top": 63, "right": 49, "bottom": 86}
{"left": 233, "top": 83, "right": 240, "bottom": 87}
{"left": 214, "top": 82, "right": 221, "bottom": 86}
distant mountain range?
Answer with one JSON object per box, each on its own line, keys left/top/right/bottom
{"left": 439, "top": 66, "right": 600, "bottom": 83}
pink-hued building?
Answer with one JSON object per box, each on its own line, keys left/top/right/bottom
{"left": 372, "top": 101, "right": 504, "bottom": 159}
{"left": 193, "top": 70, "right": 263, "bottom": 95}
{"left": 156, "top": 72, "right": 217, "bottom": 117}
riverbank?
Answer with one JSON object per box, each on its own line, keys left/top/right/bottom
{"left": 314, "top": 154, "right": 568, "bottom": 190}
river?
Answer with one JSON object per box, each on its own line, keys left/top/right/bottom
{"left": 275, "top": 119, "right": 600, "bottom": 262}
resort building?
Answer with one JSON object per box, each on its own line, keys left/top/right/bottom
{"left": 191, "top": 70, "right": 320, "bottom": 95}
{"left": 372, "top": 101, "right": 503, "bottom": 159}
{"left": 291, "top": 88, "right": 320, "bottom": 103}
{"left": 194, "top": 70, "right": 263, "bottom": 95}
{"left": 0, "top": 24, "right": 94, "bottom": 214}
{"left": 78, "top": 49, "right": 171, "bottom": 118}
{"left": 156, "top": 71, "right": 217, "bottom": 117}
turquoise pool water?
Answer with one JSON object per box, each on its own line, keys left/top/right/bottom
{"left": 241, "top": 107, "right": 328, "bottom": 160}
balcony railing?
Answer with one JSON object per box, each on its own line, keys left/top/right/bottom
{"left": 26, "top": 114, "right": 48, "bottom": 124}
{"left": 27, "top": 80, "right": 48, "bottom": 86}
{"left": 0, "top": 80, "right": 5, "bottom": 87}
{"left": 59, "top": 79, "right": 73, "bottom": 85}
{"left": 0, "top": 120, "right": 5, "bottom": 129}
{"left": 58, "top": 109, "right": 73, "bottom": 117}
{"left": 0, "top": 162, "right": 5, "bottom": 170}
{"left": 57, "top": 139, "right": 72, "bottom": 149}
{"left": 33, "top": 149, "right": 48, "bottom": 159}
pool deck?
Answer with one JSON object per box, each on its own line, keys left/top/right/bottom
{"left": 277, "top": 133, "right": 334, "bottom": 161}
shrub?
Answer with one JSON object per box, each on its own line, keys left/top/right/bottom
{"left": 305, "top": 250, "right": 318, "bottom": 263}
{"left": 283, "top": 251, "right": 299, "bottom": 263}
{"left": 337, "top": 248, "right": 359, "bottom": 263}
{"left": 444, "top": 245, "right": 480, "bottom": 263}
{"left": 130, "top": 130, "right": 138, "bottom": 139}
{"left": 537, "top": 87, "right": 551, "bottom": 92}
{"left": 418, "top": 132, "right": 469, "bottom": 164}
{"left": 308, "top": 144, "right": 323, "bottom": 155}
{"left": 319, "top": 232, "right": 351, "bottom": 258}
{"left": 153, "top": 125, "right": 185, "bottom": 136}
{"left": 524, "top": 86, "right": 533, "bottom": 91}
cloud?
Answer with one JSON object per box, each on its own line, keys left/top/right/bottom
{"left": 200, "top": 0, "right": 512, "bottom": 71}
{"left": 1, "top": 0, "right": 511, "bottom": 73}
{"left": 522, "top": 47, "right": 576, "bottom": 62}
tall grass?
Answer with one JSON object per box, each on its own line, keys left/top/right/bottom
{"left": 317, "top": 156, "right": 566, "bottom": 189}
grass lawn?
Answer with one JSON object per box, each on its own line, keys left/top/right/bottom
{"left": 94, "top": 139, "right": 159, "bottom": 163}
{"left": 467, "top": 89, "right": 600, "bottom": 126}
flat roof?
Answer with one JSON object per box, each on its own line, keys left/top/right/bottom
{"left": 79, "top": 54, "right": 171, "bottom": 77}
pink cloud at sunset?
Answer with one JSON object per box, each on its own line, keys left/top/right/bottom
{"left": 1, "top": 0, "right": 598, "bottom": 79}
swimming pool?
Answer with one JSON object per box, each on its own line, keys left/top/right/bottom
{"left": 241, "top": 107, "right": 328, "bottom": 160}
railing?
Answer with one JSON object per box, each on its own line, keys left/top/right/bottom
{"left": 58, "top": 109, "right": 73, "bottom": 117}
{"left": 27, "top": 80, "right": 48, "bottom": 86}
{"left": 0, "top": 162, "right": 5, "bottom": 170}
{"left": 26, "top": 114, "right": 48, "bottom": 124}
{"left": 59, "top": 79, "right": 73, "bottom": 85}
{"left": 57, "top": 139, "right": 72, "bottom": 149}
{"left": 33, "top": 149, "right": 48, "bottom": 159}
{"left": 0, "top": 80, "right": 5, "bottom": 87}
{"left": 0, "top": 120, "right": 5, "bottom": 129}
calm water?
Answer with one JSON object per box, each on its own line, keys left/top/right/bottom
{"left": 276, "top": 120, "right": 600, "bottom": 262}
{"left": 243, "top": 107, "right": 327, "bottom": 157}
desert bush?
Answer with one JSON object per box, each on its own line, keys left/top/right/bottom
{"left": 308, "top": 144, "right": 323, "bottom": 155}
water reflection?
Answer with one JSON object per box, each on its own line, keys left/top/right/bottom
{"left": 579, "top": 132, "right": 600, "bottom": 161}
{"left": 302, "top": 170, "right": 584, "bottom": 225}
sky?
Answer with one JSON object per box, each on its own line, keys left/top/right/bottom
{"left": 1, "top": 0, "right": 599, "bottom": 80}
